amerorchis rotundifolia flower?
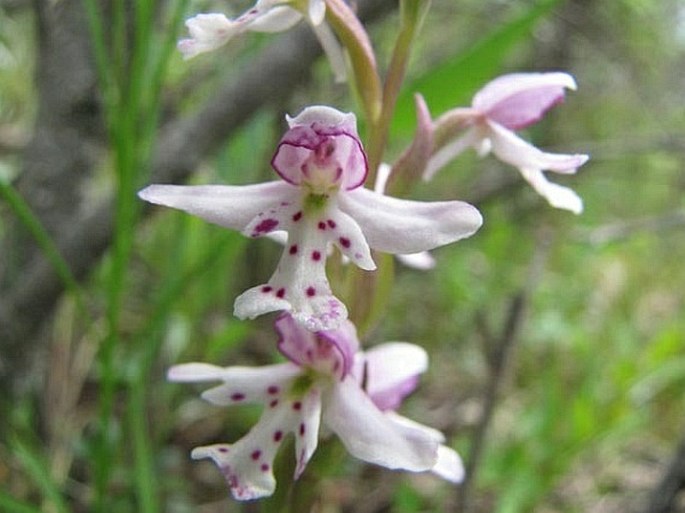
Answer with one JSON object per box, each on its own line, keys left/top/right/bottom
{"left": 139, "top": 106, "right": 482, "bottom": 331}
{"left": 178, "top": 0, "right": 348, "bottom": 82}
{"left": 424, "top": 72, "right": 589, "bottom": 214}
{"left": 168, "top": 314, "right": 464, "bottom": 501}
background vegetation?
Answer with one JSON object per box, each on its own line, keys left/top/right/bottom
{"left": 0, "top": 0, "right": 683, "bottom": 512}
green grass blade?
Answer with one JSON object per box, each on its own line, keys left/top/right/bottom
{"left": 11, "top": 438, "right": 71, "bottom": 513}
{"left": 0, "top": 179, "right": 89, "bottom": 320}
{"left": 0, "top": 491, "right": 43, "bottom": 513}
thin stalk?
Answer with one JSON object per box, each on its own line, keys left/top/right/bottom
{"left": 0, "top": 181, "right": 91, "bottom": 323}
{"left": 127, "top": 376, "right": 160, "bottom": 513}
{"left": 0, "top": 491, "right": 43, "bottom": 513}
{"left": 365, "top": 0, "right": 428, "bottom": 180}
{"left": 12, "top": 438, "right": 71, "bottom": 513}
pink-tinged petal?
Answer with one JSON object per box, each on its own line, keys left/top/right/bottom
{"left": 191, "top": 392, "right": 318, "bottom": 501}
{"left": 432, "top": 445, "right": 465, "bottom": 484}
{"left": 275, "top": 314, "right": 357, "bottom": 377}
{"left": 339, "top": 187, "right": 483, "bottom": 254}
{"left": 246, "top": 5, "right": 303, "bottom": 32}
{"left": 424, "top": 126, "right": 482, "bottom": 180}
{"left": 273, "top": 107, "right": 366, "bottom": 190}
{"left": 396, "top": 252, "right": 436, "bottom": 270}
{"left": 473, "top": 72, "right": 577, "bottom": 129}
{"left": 364, "top": 342, "right": 428, "bottom": 411}
{"left": 138, "top": 182, "right": 298, "bottom": 231}
{"left": 294, "top": 389, "right": 322, "bottom": 479}
{"left": 486, "top": 121, "right": 589, "bottom": 174}
{"left": 311, "top": 20, "right": 347, "bottom": 83}
{"left": 518, "top": 167, "right": 584, "bottom": 214}
{"left": 178, "top": 13, "right": 237, "bottom": 59}
{"left": 323, "top": 378, "right": 439, "bottom": 472}
{"left": 317, "top": 320, "right": 360, "bottom": 378}
{"left": 308, "top": 0, "right": 326, "bottom": 26}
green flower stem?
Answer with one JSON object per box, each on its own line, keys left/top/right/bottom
{"left": 365, "top": 0, "right": 430, "bottom": 182}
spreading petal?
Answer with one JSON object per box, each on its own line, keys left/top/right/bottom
{"left": 473, "top": 72, "right": 577, "bottom": 130}
{"left": 363, "top": 342, "right": 428, "bottom": 411}
{"left": 339, "top": 187, "right": 483, "bottom": 254}
{"left": 246, "top": 5, "right": 303, "bottom": 32}
{"left": 432, "top": 445, "right": 465, "bottom": 483}
{"left": 487, "top": 121, "right": 589, "bottom": 174}
{"left": 323, "top": 378, "right": 439, "bottom": 472}
{"left": 178, "top": 13, "right": 238, "bottom": 59}
{"left": 518, "top": 167, "right": 584, "bottom": 214}
{"left": 396, "top": 252, "right": 436, "bottom": 270}
{"left": 138, "top": 182, "right": 298, "bottom": 231}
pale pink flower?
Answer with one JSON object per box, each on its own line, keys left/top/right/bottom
{"left": 168, "top": 314, "right": 463, "bottom": 500}
{"left": 139, "top": 106, "right": 481, "bottom": 331}
{"left": 425, "top": 72, "right": 589, "bottom": 214}
{"left": 178, "top": 0, "right": 347, "bottom": 81}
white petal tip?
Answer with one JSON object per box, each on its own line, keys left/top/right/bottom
{"left": 431, "top": 446, "right": 465, "bottom": 484}
{"left": 167, "top": 363, "right": 224, "bottom": 382}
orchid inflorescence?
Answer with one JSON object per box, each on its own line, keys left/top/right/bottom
{"left": 139, "top": 0, "right": 588, "bottom": 503}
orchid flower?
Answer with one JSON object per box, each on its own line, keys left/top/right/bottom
{"left": 168, "top": 314, "right": 463, "bottom": 500}
{"left": 178, "top": 0, "right": 348, "bottom": 82}
{"left": 139, "top": 106, "right": 482, "bottom": 331}
{"left": 424, "top": 72, "right": 589, "bottom": 214}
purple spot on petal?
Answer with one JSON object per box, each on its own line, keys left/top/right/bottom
{"left": 289, "top": 244, "right": 298, "bottom": 255}
{"left": 293, "top": 401, "right": 302, "bottom": 411}
{"left": 254, "top": 218, "right": 279, "bottom": 234}
{"left": 231, "top": 393, "right": 245, "bottom": 401}
{"left": 311, "top": 251, "right": 321, "bottom": 261}
{"left": 306, "top": 286, "right": 316, "bottom": 297}
{"left": 327, "top": 219, "right": 336, "bottom": 229}
{"left": 292, "top": 211, "right": 302, "bottom": 222}
{"left": 276, "top": 288, "right": 286, "bottom": 298}
{"left": 218, "top": 447, "right": 229, "bottom": 453}
{"left": 251, "top": 450, "right": 261, "bottom": 461}
{"left": 274, "top": 431, "right": 283, "bottom": 442}
{"left": 318, "top": 221, "right": 326, "bottom": 230}
{"left": 267, "top": 385, "right": 279, "bottom": 395}
{"left": 299, "top": 423, "right": 306, "bottom": 436}
{"left": 269, "top": 399, "right": 279, "bottom": 408}
{"left": 261, "top": 285, "right": 273, "bottom": 293}
{"left": 339, "top": 237, "right": 351, "bottom": 248}
{"left": 261, "top": 463, "right": 269, "bottom": 472}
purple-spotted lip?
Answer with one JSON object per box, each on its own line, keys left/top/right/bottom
{"left": 271, "top": 125, "right": 368, "bottom": 191}
{"left": 274, "top": 313, "right": 355, "bottom": 379}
